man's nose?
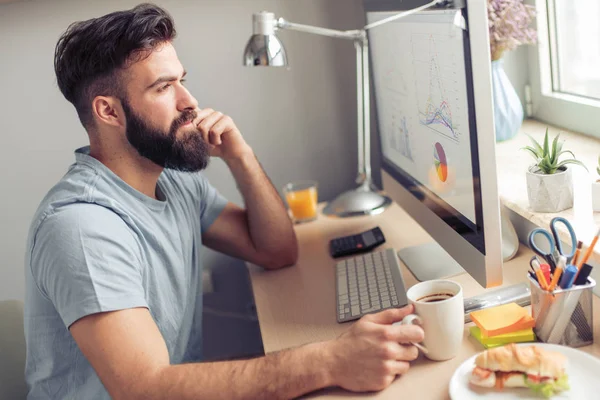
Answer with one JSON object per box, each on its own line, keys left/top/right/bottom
{"left": 178, "top": 86, "right": 198, "bottom": 111}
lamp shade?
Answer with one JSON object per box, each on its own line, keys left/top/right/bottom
{"left": 243, "top": 34, "right": 288, "bottom": 67}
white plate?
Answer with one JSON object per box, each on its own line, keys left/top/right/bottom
{"left": 449, "top": 343, "right": 600, "bottom": 399}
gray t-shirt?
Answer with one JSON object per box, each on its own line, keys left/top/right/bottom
{"left": 24, "top": 146, "right": 228, "bottom": 399}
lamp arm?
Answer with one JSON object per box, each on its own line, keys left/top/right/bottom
{"left": 364, "top": 0, "right": 445, "bottom": 31}
{"left": 276, "top": 18, "right": 363, "bottom": 40}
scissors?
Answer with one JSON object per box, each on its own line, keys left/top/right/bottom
{"left": 528, "top": 217, "right": 577, "bottom": 269}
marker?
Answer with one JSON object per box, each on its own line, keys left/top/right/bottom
{"left": 559, "top": 264, "right": 578, "bottom": 289}
{"left": 540, "top": 264, "right": 552, "bottom": 287}
{"left": 574, "top": 263, "right": 593, "bottom": 286}
{"left": 532, "top": 258, "right": 549, "bottom": 290}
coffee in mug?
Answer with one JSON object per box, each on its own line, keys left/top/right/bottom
{"left": 403, "top": 280, "right": 464, "bottom": 361}
{"left": 417, "top": 292, "right": 455, "bottom": 303}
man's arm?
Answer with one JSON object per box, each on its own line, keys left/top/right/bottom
{"left": 70, "top": 305, "right": 423, "bottom": 400}
{"left": 196, "top": 108, "right": 297, "bottom": 270}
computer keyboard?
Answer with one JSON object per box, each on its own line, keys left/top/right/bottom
{"left": 335, "top": 248, "right": 408, "bottom": 322}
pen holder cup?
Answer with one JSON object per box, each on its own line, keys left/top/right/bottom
{"left": 528, "top": 275, "right": 595, "bottom": 348}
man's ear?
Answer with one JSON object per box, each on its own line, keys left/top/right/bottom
{"left": 92, "top": 96, "right": 125, "bottom": 129}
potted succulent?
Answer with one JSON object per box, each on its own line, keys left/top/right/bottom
{"left": 592, "top": 157, "right": 600, "bottom": 212}
{"left": 522, "top": 128, "right": 587, "bottom": 213}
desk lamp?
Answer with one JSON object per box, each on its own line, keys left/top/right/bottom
{"left": 243, "top": 0, "right": 450, "bottom": 217}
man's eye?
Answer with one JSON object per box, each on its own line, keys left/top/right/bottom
{"left": 180, "top": 79, "right": 186, "bottom": 85}
{"left": 158, "top": 83, "right": 171, "bottom": 92}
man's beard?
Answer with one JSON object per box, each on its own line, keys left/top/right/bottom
{"left": 122, "top": 99, "right": 210, "bottom": 172}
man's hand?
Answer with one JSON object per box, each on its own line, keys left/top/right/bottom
{"left": 195, "top": 108, "right": 252, "bottom": 162}
{"left": 325, "top": 304, "right": 424, "bottom": 392}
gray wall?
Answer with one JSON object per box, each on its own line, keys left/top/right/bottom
{"left": 0, "top": 0, "right": 366, "bottom": 303}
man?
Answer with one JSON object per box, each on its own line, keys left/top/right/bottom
{"left": 24, "top": 4, "right": 424, "bottom": 399}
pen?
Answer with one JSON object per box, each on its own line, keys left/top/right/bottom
{"left": 577, "top": 227, "right": 600, "bottom": 269}
{"left": 572, "top": 240, "right": 583, "bottom": 266}
{"left": 548, "top": 255, "right": 566, "bottom": 292}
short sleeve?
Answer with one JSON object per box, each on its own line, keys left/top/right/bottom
{"left": 195, "top": 174, "right": 228, "bottom": 230}
{"left": 30, "top": 203, "right": 148, "bottom": 328}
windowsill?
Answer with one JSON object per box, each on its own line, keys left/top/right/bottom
{"left": 496, "top": 118, "right": 600, "bottom": 263}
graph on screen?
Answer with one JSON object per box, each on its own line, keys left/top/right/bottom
{"left": 366, "top": 10, "right": 476, "bottom": 223}
{"left": 412, "top": 33, "right": 462, "bottom": 142}
{"left": 433, "top": 142, "right": 448, "bottom": 182}
{"left": 390, "top": 114, "right": 413, "bottom": 161}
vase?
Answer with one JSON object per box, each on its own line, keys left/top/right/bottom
{"left": 526, "top": 166, "right": 574, "bottom": 213}
{"left": 491, "top": 59, "right": 524, "bottom": 142}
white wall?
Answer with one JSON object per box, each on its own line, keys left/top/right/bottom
{"left": 0, "top": 0, "right": 365, "bottom": 301}
{"left": 503, "top": 46, "right": 530, "bottom": 110}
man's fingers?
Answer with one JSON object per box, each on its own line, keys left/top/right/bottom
{"left": 210, "top": 116, "right": 231, "bottom": 136}
{"left": 195, "top": 108, "right": 215, "bottom": 120}
{"left": 388, "top": 360, "right": 410, "bottom": 376}
{"left": 197, "top": 111, "right": 223, "bottom": 140}
{"left": 209, "top": 130, "right": 221, "bottom": 145}
{"left": 380, "top": 341, "right": 419, "bottom": 362}
{"left": 207, "top": 115, "right": 233, "bottom": 145}
{"left": 389, "top": 324, "right": 425, "bottom": 344}
{"left": 364, "top": 304, "right": 414, "bottom": 325}
{"left": 398, "top": 343, "right": 419, "bottom": 361}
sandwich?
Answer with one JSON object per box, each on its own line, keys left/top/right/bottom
{"left": 469, "top": 343, "right": 569, "bottom": 398}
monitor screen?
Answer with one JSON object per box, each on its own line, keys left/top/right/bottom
{"left": 366, "top": 5, "right": 485, "bottom": 253}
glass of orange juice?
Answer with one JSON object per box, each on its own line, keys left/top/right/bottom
{"left": 283, "top": 181, "right": 318, "bottom": 223}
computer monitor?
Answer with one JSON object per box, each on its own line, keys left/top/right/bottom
{"left": 365, "top": 0, "right": 502, "bottom": 288}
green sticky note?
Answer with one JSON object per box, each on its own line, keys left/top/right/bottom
{"left": 470, "top": 326, "right": 536, "bottom": 348}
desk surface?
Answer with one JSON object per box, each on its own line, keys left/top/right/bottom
{"left": 247, "top": 202, "right": 600, "bottom": 399}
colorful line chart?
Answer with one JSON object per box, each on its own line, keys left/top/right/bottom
{"left": 412, "top": 33, "right": 462, "bottom": 142}
{"left": 434, "top": 142, "right": 448, "bottom": 182}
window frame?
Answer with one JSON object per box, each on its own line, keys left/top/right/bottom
{"left": 529, "top": 0, "right": 600, "bottom": 137}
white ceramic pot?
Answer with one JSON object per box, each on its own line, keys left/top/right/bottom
{"left": 526, "top": 166, "right": 573, "bottom": 213}
{"left": 592, "top": 181, "right": 600, "bottom": 212}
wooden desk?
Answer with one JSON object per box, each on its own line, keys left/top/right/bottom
{"left": 247, "top": 203, "right": 600, "bottom": 399}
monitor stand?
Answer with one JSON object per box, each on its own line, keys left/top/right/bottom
{"left": 397, "top": 243, "right": 465, "bottom": 282}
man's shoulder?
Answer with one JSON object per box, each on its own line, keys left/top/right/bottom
{"left": 27, "top": 165, "right": 132, "bottom": 248}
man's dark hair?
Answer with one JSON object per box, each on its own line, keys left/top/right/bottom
{"left": 54, "top": 3, "right": 176, "bottom": 128}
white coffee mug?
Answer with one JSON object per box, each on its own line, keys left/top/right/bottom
{"left": 403, "top": 280, "right": 464, "bottom": 361}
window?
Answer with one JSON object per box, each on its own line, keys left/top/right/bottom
{"left": 529, "top": 0, "right": 600, "bottom": 137}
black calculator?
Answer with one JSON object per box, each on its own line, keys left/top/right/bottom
{"left": 329, "top": 227, "right": 386, "bottom": 258}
